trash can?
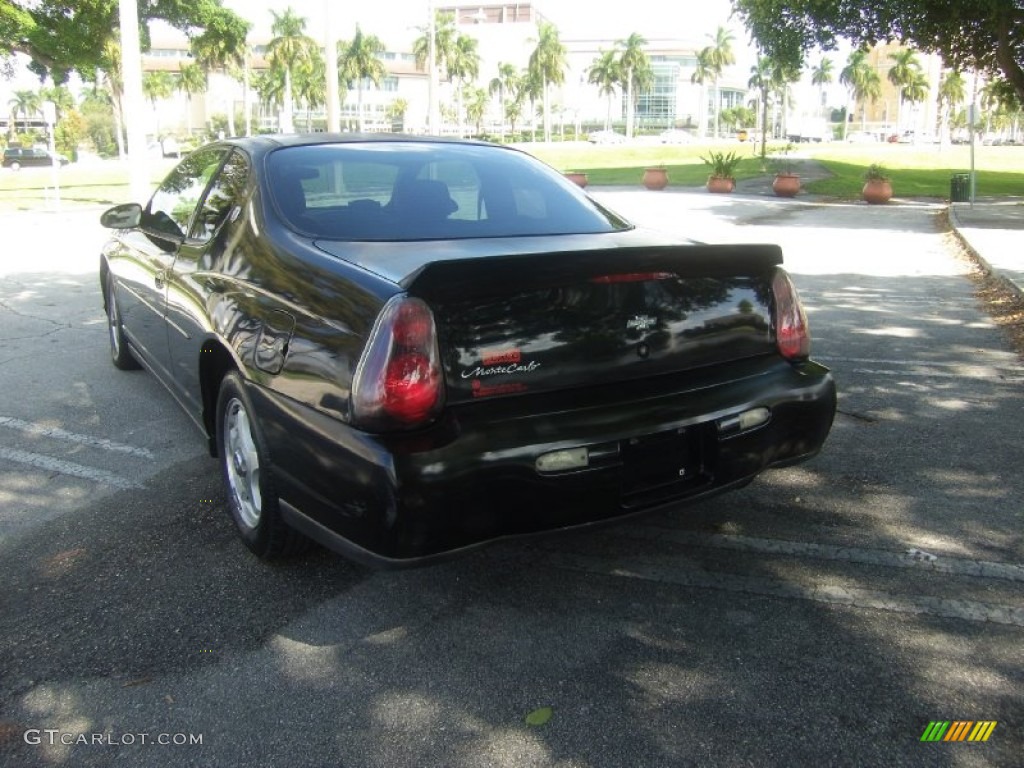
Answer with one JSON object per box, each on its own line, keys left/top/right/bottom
{"left": 950, "top": 173, "right": 970, "bottom": 202}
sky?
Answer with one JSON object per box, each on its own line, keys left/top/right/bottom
{"left": 224, "top": 0, "right": 747, "bottom": 49}
{"left": 3, "top": 0, "right": 760, "bottom": 98}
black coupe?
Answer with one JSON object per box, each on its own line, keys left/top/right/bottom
{"left": 99, "top": 134, "right": 835, "bottom": 565}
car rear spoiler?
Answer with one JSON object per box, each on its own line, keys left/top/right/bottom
{"left": 402, "top": 244, "right": 783, "bottom": 302}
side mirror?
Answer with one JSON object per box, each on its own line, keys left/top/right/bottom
{"left": 100, "top": 203, "right": 142, "bottom": 230}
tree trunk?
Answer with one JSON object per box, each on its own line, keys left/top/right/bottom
{"left": 281, "top": 68, "right": 294, "bottom": 133}
{"left": 625, "top": 67, "right": 634, "bottom": 139}
{"left": 111, "top": 87, "right": 126, "bottom": 160}
{"left": 243, "top": 54, "right": 252, "bottom": 136}
{"left": 542, "top": 74, "right": 550, "bottom": 142}
{"left": 357, "top": 81, "right": 365, "bottom": 132}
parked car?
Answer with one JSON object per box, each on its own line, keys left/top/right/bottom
{"left": 588, "top": 129, "right": 626, "bottom": 144}
{"left": 659, "top": 129, "right": 695, "bottom": 144}
{"left": 845, "top": 131, "right": 878, "bottom": 144}
{"left": 98, "top": 135, "right": 836, "bottom": 565}
{"left": 2, "top": 146, "right": 69, "bottom": 170}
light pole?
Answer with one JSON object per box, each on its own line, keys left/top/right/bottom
{"left": 118, "top": 0, "right": 150, "bottom": 203}
{"left": 325, "top": 0, "right": 340, "bottom": 132}
{"left": 427, "top": 0, "right": 440, "bottom": 135}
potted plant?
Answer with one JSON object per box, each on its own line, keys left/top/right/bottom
{"left": 862, "top": 164, "right": 892, "bottom": 204}
{"left": 564, "top": 171, "right": 588, "bottom": 188}
{"left": 642, "top": 165, "right": 669, "bottom": 190}
{"left": 769, "top": 143, "right": 801, "bottom": 198}
{"left": 701, "top": 150, "right": 742, "bottom": 193}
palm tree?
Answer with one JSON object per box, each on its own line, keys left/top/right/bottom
{"left": 294, "top": 51, "right": 326, "bottom": 131}
{"left": 691, "top": 49, "right": 714, "bottom": 138}
{"left": 9, "top": 89, "right": 41, "bottom": 138}
{"left": 191, "top": 20, "right": 248, "bottom": 137}
{"left": 518, "top": 66, "right": 544, "bottom": 141}
{"left": 385, "top": 97, "right": 409, "bottom": 131}
{"left": 413, "top": 11, "right": 457, "bottom": 131}
{"left": 142, "top": 71, "right": 174, "bottom": 136}
{"left": 465, "top": 86, "right": 488, "bottom": 135}
{"left": 840, "top": 49, "right": 881, "bottom": 136}
{"left": 587, "top": 49, "right": 621, "bottom": 131}
{"left": 705, "top": 26, "right": 736, "bottom": 139}
{"left": 902, "top": 70, "right": 930, "bottom": 138}
{"left": 266, "top": 8, "right": 317, "bottom": 133}
{"left": 528, "top": 20, "right": 567, "bottom": 142}
{"left": 810, "top": 57, "right": 834, "bottom": 117}
{"left": 489, "top": 62, "right": 519, "bottom": 140}
{"left": 748, "top": 56, "right": 775, "bottom": 156}
{"left": 887, "top": 48, "right": 923, "bottom": 133}
{"left": 253, "top": 68, "right": 286, "bottom": 123}
{"left": 617, "top": 33, "right": 652, "bottom": 139}
{"left": 449, "top": 34, "right": 481, "bottom": 136}
{"left": 936, "top": 70, "right": 966, "bottom": 143}
{"left": 339, "top": 26, "right": 386, "bottom": 132}
{"left": 176, "top": 63, "right": 206, "bottom": 137}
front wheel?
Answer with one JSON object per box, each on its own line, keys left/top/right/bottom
{"left": 216, "top": 372, "right": 309, "bottom": 558}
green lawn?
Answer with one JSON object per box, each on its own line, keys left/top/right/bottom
{"left": 0, "top": 160, "right": 176, "bottom": 212}
{"left": 3, "top": 141, "right": 1022, "bottom": 213}
{"left": 527, "top": 140, "right": 1024, "bottom": 199}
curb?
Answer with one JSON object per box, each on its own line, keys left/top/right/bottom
{"left": 947, "top": 204, "right": 1024, "bottom": 301}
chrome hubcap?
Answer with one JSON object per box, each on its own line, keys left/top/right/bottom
{"left": 224, "top": 398, "right": 262, "bottom": 529}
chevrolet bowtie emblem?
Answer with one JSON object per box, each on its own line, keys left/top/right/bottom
{"left": 627, "top": 314, "right": 657, "bottom": 332}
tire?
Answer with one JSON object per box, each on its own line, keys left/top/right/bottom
{"left": 10, "top": 161, "right": 20, "bottom": 171}
{"left": 105, "top": 272, "right": 141, "bottom": 370}
{"left": 216, "top": 372, "right": 309, "bottom": 558}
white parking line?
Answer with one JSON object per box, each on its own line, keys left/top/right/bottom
{"left": 0, "top": 416, "right": 155, "bottom": 459}
{"left": 0, "top": 447, "right": 142, "bottom": 490}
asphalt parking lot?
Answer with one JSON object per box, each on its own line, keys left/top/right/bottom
{"left": 0, "top": 193, "right": 1021, "bottom": 767}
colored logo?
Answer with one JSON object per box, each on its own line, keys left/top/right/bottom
{"left": 920, "top": 721, "right": 997, "bottom": 742}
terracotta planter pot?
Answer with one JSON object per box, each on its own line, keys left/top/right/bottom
{"left": 642, "top": 167, "right": 669, "bottom": 190}
{"left": 862, "top": 179, "right": 892, "bottom": 204}
{"left": 564, "top": 172, "right": 588, "bottom": 188}
{"left": 772, "top": 173, "right": 801, "bottom": 197}
{"left": 706, "top": 176, "right": 735, "bottom": 194}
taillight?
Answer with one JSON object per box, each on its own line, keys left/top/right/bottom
{"left": 352, "top": 296, "right": 444, "bottom": 430}
{"left": 772, "top": 269, "right": 811, "bottom": 360}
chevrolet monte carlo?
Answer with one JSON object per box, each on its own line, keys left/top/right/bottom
{"left": 99, "top": 135, "right": 836, "bottom": 566}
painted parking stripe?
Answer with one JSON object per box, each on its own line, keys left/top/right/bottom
{"left": 621, "top": 529, "right": 1024, "bottom": 583}
{"left": 548, "top": 552, "right": 1024, "bottom": 627}
{"left": 0, "top": 416, "right": 155, "bottom": 459}
{"left": 0, "top": 447, "right": 141, "bottom": 490}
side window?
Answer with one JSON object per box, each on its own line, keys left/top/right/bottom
{"left": 190, "top": 150, "right": 250, "bottom": 241}
{"left": 145, "top": 147, "right": 228, "bottom": 239}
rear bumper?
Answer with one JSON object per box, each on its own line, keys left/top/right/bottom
{"left": 252, "top": 357, "right": 836, "bottom": 565}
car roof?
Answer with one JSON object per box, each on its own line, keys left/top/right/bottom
{"left": 218, "top": 132, "right": 512, "bottom": 155}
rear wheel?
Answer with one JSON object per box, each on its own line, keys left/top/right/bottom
{"left": 216, "top": 372, "right": 309, "bottom": 558}
{"left": 9, "top": 161, "right": 20, "bottom": 171}
{"left": 105, "top": 273, "right": 140, "bottom": 370}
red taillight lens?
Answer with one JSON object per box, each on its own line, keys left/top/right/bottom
{"left": 772, "top": 269, "right": 811, "bottom": 360}
{"left": 352, "top": 297, "right": 444, "bottom": 430}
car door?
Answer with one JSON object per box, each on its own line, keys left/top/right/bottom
{"left": 111, "top": 146, "right": 230, "bottom": 381}
{"left": 165, "top": 149, "right": 251, "bottom": 412}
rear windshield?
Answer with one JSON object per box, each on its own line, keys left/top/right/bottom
{"left": 265, "top": 142, "right": 629, "bottom": 241}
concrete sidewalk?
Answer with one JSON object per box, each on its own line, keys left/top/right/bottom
{"left": 946, "top": 199, "right": 1024, "bottom": 297}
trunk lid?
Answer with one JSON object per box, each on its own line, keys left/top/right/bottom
{"left": 404, "top": 244, "right": 781, "bottom": 404}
